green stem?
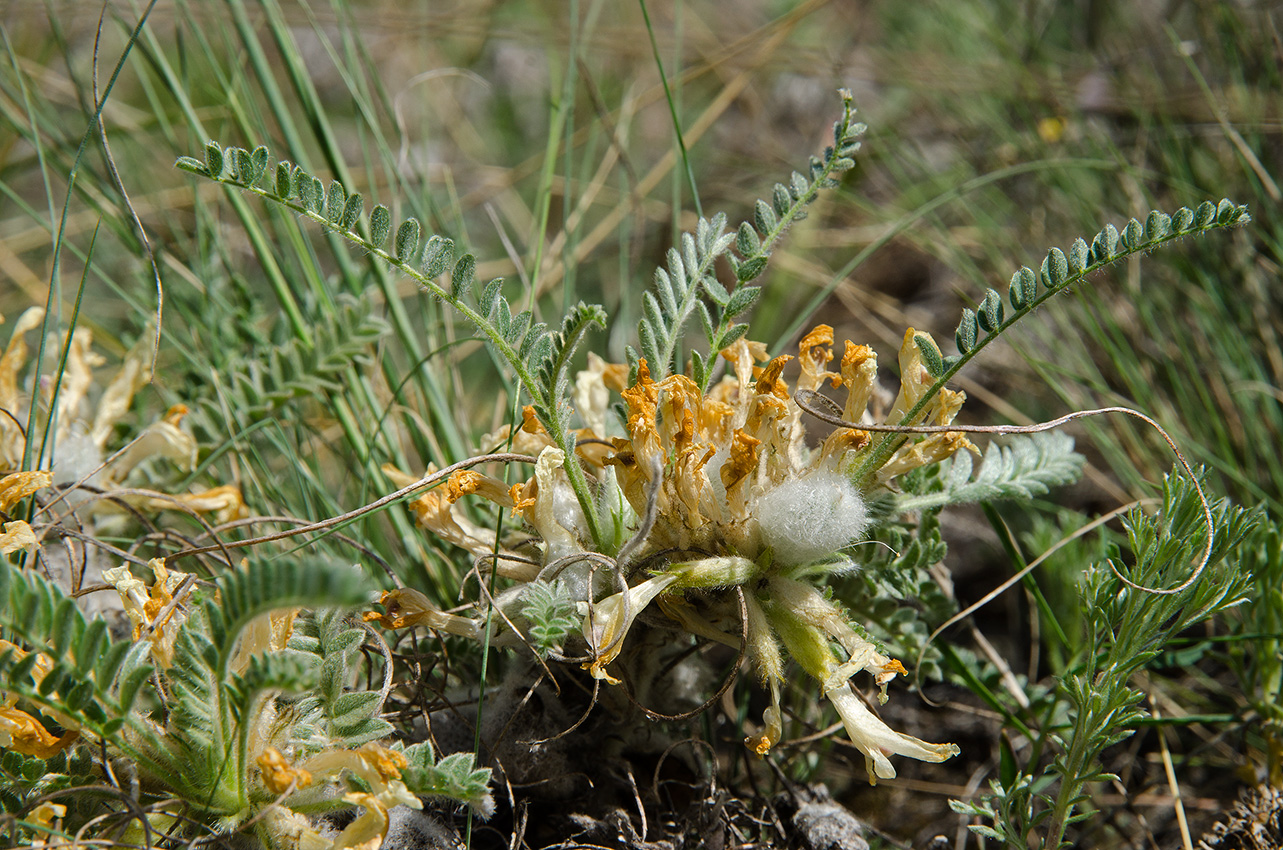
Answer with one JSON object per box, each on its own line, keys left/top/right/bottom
{"left": 851, "top": 208, "right": 1249, "bottom": 489}
{"left": 1043, "top": 695, "right": 1096, "bottom": 849}
{"left": 639, "top": 0, "right": 701, "bottom": 220}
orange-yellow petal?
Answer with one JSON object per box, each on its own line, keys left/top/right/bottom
{"left": 258, "top": 746, "right": 313, "bottom": 796}
{"left": 0, "top": 471, "right": 52, "bottom": 514}
{"left": 0, "top": 520, "right": 37, "bottom": 554}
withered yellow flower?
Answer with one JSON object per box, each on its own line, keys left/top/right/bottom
{"left": 828, "top": 684, "right": 960, "bottom": 785}
{"left": 579, "top": 572, "right": 679, "bottom": 684}
{"left": 102, "top": 558, "right": 193, "bottom": 667}
{"left": 364, "top": 588, "right": 480, "bottom": 639}
{"left": 257, "top": 746, "right": 313, "bottom": 796}
{"left": 0, "top": 705, "right": 77, "bottom": 758}
{"left": 381, "top": 323, "right": 967, "bottom": 778}
{"left": 0, "top": 520, "right": 37, "bottom": 554}
{"left": 0, "top": 470, "right": 51, "bottom": 514}
{"left": 25, "top": 801, "right": 67, "bottom": 849}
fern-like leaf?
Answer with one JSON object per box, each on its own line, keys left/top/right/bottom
{"left": 288, "top": 610, "right": 393, "bottom": 746}
{"left": 894, "top": 433, "right": 1085, "bottom": 512}
{"left": 187, "top": 293, "right": 389, "bottom": 443}
{"left": 209, "top": 558, "right": 368, "bottom": 680}
{"left": 178, "top": 144, "right": 610, "bottom": 547}
{"left": 400, "top": 741, "right": 494, "bottom": 818}
{"left": 520, "top": 579, "right": 578, "bottom": 657}
{"left": 0, "top": 558, "right": 150, "bottom": 736}
{"left": 855, "top": 199, "right": 1251, "bottom": 485}
{"left": 634, "top": 90, "right": 866, "bottom": 389}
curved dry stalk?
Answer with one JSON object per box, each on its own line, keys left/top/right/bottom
{"left": 196, "top": 514, "right": 402, "bottom": 586}
{"left": 912, "top": 501, "right": 1148, "bottom": 698}
{"left": 522, "top": 676, "right": 602, "bottom": 746}
{"left": 357, "top": 618, "right": 395, "bottom": 710}
{"left": 795, "top": 391, "right": 1214, "bottom": 596}
{"left": 466, "top": 555, "right": 559, "bottom": 685}
{"left": 163, "top": 452, "right": 536, "bottom": 563}
{"left": 34, "top": 430, "right": 152, "bottom": 521}
{"left": 622, "top": 586, "right": 748, "bottom": 723}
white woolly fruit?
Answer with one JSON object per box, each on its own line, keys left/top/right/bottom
{"left": 754, "top": 468, "right": 869, "bottom": 566}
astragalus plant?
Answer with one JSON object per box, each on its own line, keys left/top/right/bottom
{"left": 169, "top": 86, "right": 1256, "bottom": 832}
{"left": 0, "top": 23, "right": 1263, "bottom": 840}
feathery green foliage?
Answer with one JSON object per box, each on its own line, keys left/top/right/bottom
{"left": 852, "top": 200, "right": 1251, "bottom": 488}
{"left": 0, "top": 560, "right": 150, "bottom": 739}
{"left": 2, "top": 4, "right": 1275, "bottom": 848}
{"left": 519, "top": 579, "right": 579, "bottom": 658}
{"left": 176, "top": 142, "right": 612, "bottom": 548}
{"left": 288, "top": 610, "right": 394, "bottom": 746}
{"left": 184, "top": 293, "right": 389, "bottom": 443}
{"left": 896, "top": 433, "right": 1085, "bottom": 512}
{"left": 950, "top": 473, "right": 1261, "bottom": 848}
{"left": 633, "top": 90, "right": 865, "bottom": 389}
{"left": 399, "top": 741, "right": 495, "bottom": 819}
{"left": 0, "top": 553, "right": 492, "bottom": 838}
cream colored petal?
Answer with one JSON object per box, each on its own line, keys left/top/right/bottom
{"left": 478, "top": 421, "right": 555, "bottom": 457}
{"left": 373, "top": 778, "right": 421, "bottom": 811}
{"left": 26, "top": 800, "right": 66, "bottom": 848}
{"left": 105, "top": 420, "right": 197, "bottom": 482}
{"left": 0, "top": 309, "right": 45, "bottom": 468}
{"left": 827, "top": 685, "right": 959, "bottom": 785}
{"left": 50, "top": 329, "right": 104, "bottom": 446}
{"left": 229, "top": 612, "right": 275, "bottom": 676}
{"left": 91, "top": 335, "right": 153, "bottom": 449}
{"left": 102, "top": 565, "right": 149, "bottom": 630}
{"left": 332, "top": 792, "right": 389, "bottom": 850}
{"left": 885, "top": 328, "right": 936, "bottom": 426}
{"left": 0, "top": 520, "right": 37, "bottom": 554}
{"left": 529, "top": 447, "right": 582, "bottom": 562}
{"left": 719, "top": 338, "right": 768, "bottom": 417}
{"left": 383, "top": 465, "right": 500, "bottom": 558}
{"left": 875, "top": 432, "right": 978, "bottom": 487}
{"left": 579, "top": 573, "right": 678, "bottom": 683}
{"left": 0, "top": 470, "right": 52, "bottom": 514}
{"left": 168, "top": 486, "right": 249, "bottom": 523}
{"left": 573, "top": 352, "right": 612, "bottom": 437}
{"left": 0, "top": 307, "right": 44, "bottom": 406}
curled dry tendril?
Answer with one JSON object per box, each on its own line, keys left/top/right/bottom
{"left": 794, "top": 389, "right": 1215, "bottom": 597}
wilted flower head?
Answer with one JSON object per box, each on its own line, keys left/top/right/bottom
{"left": 103, "top": 557, "right": 193, "bottom": 667}
{"left": 376, "top": 324, "right": 969, "bottom": 779}
{"left": 0, "top": 310, "right": 249, "bottom": 550}
{"left": 598, "top": 325, "right": 973, "bottom": 566}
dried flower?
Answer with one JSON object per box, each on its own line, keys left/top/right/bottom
{"left": 0, "top": 520, "right": 36, "bottom": 554}
{"left": 102, "top": 557, "right": 192, "bottom": 666}
{"left": 579, "top": 572, "right": 679, "bottom": 683}
{"left": 363, "top": 587, "right": 479, "bottom": 639}
{"left": 258, "top": 746, "right": 313, "bottom": 796}
{"left": 378, "top": 324, "right": 968, "bottom": 775}
{"left": 25, "top": 801, "right": 67, "bottom": 848}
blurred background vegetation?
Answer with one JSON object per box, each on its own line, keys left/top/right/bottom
{"left": 2, "top": 1, "right": 1279, "bottom": 846}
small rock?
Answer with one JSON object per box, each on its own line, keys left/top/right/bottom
{"left": 791, "top": 785, "right": 869, "bottom": 850}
